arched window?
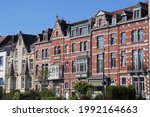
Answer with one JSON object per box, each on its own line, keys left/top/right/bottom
{"left": 56, "top": 31, "right": 58, "bottom": 37}
{"left": 84, "top": 41, "right": 88, "bottom": 51}
{"left": 72, "top": 43, "right": 76, "bottom": 53}
{"left": 65, "top": 45, "right": 69, "bottom": 54}
{"left": 80, "top": 42, "right": 84, "bottom": 52}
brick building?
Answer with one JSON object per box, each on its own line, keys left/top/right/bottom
{"left": 34, "top": 29, "right": 52, "bottom": 90}
{"left": 91, "top": 2, "right": 149, "bottom": 99}
{"left": 45, "top": 2, "right": 150, "bottom": 99}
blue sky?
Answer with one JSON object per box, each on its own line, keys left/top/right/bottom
{"left": 0, "top": 0, "right": 147, "bottom": 36}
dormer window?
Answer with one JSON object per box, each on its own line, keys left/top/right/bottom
{"left": 56, "top": 31, "right": 58, "bottom": 37}
{"left": 122, "top": 15, "right": 127, "bottom": 22}
{"left": 133, "top": 8, "right": 141, "bottom": 18}
{"left": 43, "top": 33, "right": 47, "bottom": 41}
{"left": 99, "top": 18, "right": 102, "bottom": 26}
{"left": 112, "top": 18, "right": 116, "bottom": 25}
{"left": 71, "top": 29, "right": 76, "bottom": 37}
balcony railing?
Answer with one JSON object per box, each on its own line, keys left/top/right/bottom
{"left": 127, "top": 64, "right": 149, "bottom": 76}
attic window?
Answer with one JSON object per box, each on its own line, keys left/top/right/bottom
{"left": 133, "top": 9, "right": 141, "bottom": 18}
{"left": 99, "top": 19, "right": 102, "bottom": 26}
{"left": 122, "top": 15, "right": 127, "bottom": 22}
{"left": 43, "top": 33, "right": 47, "bottom": 40}
{"left": 56, "top": 31, "right": 58, "bottom": 37}
{"left": 112, "top": 18, "right": 116, "bottom": 25}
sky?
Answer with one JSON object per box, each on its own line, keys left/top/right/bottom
{"left": 0, "top": 0, "right": 148, "bottom": 36}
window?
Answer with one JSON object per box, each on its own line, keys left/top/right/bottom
{"left": 22, "top": 60, "right": 26, "bottom": 70}
{"left": 29, "top": 59, "right": 33, "bottom": 70}
{"left": 71, "top": 30, "right": 76, "bottom": 37}
{"left": 21, "top": 77, "right": 25, "bottom": 89}
{"left": 65, "top": 61, "right": 69, "bottom": 73}
{"left": 36, "top": 51, "right": 40, "bottom": 60}
{"left": 138, "top": 49, "right": 144, "bottom": 70}
{"left": 22, "top": 48, "right": 26, "bottom": 55}
{"left": 110, "top": 33, "right": 116, "bottom": 45}
{"left": 80, "top": 27, "right": 88, "bottom": 36}
{"left": 72, "top": 60, "right": 76, "bottom": 73}
{"left": 43, "top": 33, "right": 47, "bottom": 40}
{"left": 36, "top": 65, "right": 39, "bottom": 76}
{"left": 134, "top": 9, "right": 141, "bottom": 18}
{"left": 138, "top": 29, "right": 144, "bottom": 41}
{"left": 132, "top": 29, "right": 144, "bottom": 42}
{"left": 112, "top": 18, "right": 116, "bottom": 25}
{"left": 65, "top": 45, "right": 69, "bottom": 54}
{"left": 54, "top": 46, "right": 61, "bottom": 55}
{"left": 72, "top": 43, "right": 76, "bottom": 53}
{"left": 121, "top": 77, "right": 127, "bottom": 86}
{"left": 72, "top": 82, "right": 75, "bottom": 89}
{"left": 132, "top": 30, "right": 138, "bottom": 42}
{"left": 132, "top": 50, "right": 138, "bottom": 70}
{"left": 84, "top": 41, "right": 88, "bottom": 51}
{"left": 0, "top": 56, "right": 3, "bottom": 66}
{"left": 64, "top": 82, "right": 69, "bottom": 89}
{"left": 42, "top": 49, "right": 48, "bottom": 59}
{"left": 56, "top": 31, "right": 58, "bottom": 37}
{"left": 121, "top": 32, "right": 126, "bottom": 44}
{"left": 97, "top": 54, "right": 103, "bottom": 73}
{"left": 15, "top": 49, "right": 18, "bottom": 57}
{"left": 122, "top": 15, "right": 127, "bottom": 22}
{"left": 0, "top": 78, "right": 4, "bottom": 85}
{"left": 80, "top": 42, "right": 84, "bottom": 52}
{"left": 111, "top": 53, "right": 116, "bottom": 68}
{"left": 97, "top": 36, "right": 104, "bottom": 49}
{"left": 14, "top": 61, "right": 18, "bottom": 71}
{"left": 42, "top": 64, "right": 49, "bottom": 78}
{"left": 99, "top": 19, "right": 102, "bottom": 26}
{"left": 76, "top": 58, "right": 87, "bottom": 73}
{"left": 121, "top": 51, "right": 126, "bottom": 67}
{"left": 133, "top": 77, "right": 145, "bottom": 95}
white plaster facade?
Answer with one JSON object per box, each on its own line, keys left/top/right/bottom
{"left": 0, "top": 51, "right": 6, "bottom": 89}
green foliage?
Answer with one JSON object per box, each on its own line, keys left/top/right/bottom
{"left": 0, "top": 86, "right": 3, "bottom": 100}
{"left": 127, "top": 85, "right": 136, "bottom": 100}
{"left": 2, "top": 90, "right": 19, "bottom": 100}
{"left": 94, "top": 94, "right": 104, "bottom": 100}
{"left": 40, "top": 89, "right": 55, "bottom": 100}
{"left": 105, "top": 85, "right": 136, "bottom": 100}
{"left": 18, "top": 90, "right": 41, "bottom": 100}
{"left": 74, "top": 81, "right": 93, "bottom": 99}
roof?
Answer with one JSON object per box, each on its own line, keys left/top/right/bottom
{"left": 71, "top": 19, "right": 90, "bottom": 26}
{"left": 21, "top": 33, "right": 37, "bottom": 47}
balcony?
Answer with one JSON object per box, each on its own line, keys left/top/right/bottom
{"left": 127, "top": 64, "right": 149, "bottom": 76}
{"left": 48, "top": 65, "right": 63, "bottom": 80}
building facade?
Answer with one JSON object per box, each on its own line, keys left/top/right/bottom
{"left": 0, "top": 51, "right": 6, "bottom": 89}
{"left": 6, "top": 32, "right": 37, "bottom": 92}
{"left": 91, "top": 2, "right": 149, "bottom": 99}
{"left": 0, "top": 1, "right": 149, "bottom": 99}
{"left": 34, "top": 29, "right": 52, "bottom": 90}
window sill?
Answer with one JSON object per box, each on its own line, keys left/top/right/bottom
{"left": 132, "top": 40, "right": 144, "bottom": 43}
{"left": 111, "top": 44, "right": 117, "bottom": 46}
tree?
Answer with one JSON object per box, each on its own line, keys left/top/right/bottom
{"left": 0, "top": 86, "right": 3, "bottom": 100}
{"left": 74, "top": 81, "right": 93, "bottom": 99}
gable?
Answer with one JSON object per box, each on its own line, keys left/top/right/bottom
{"left": 51, "top": 19, "right": 64, "bottom": 39}
{"left": 96, "top": 10, "right": 106, "bottom": 16}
